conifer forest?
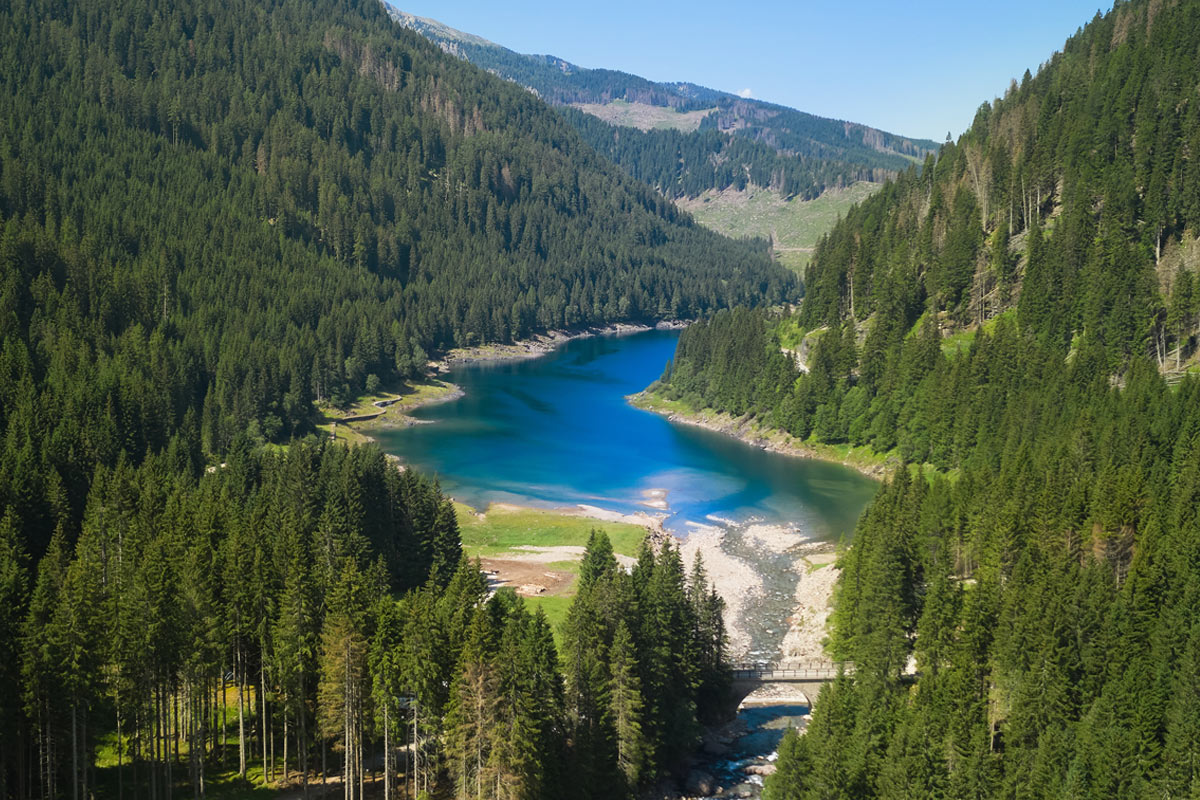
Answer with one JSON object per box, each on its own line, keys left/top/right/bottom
{"left": 4, "top": 0, "right": 1200, "bottom": 798}
{"left": 654, "top": 2, "right": 1200, "bottom": 796}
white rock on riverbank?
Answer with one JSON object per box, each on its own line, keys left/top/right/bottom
{"left": 679, "top": 524, "right": 763, "bottom": 657}
{"left": 779, "top": 551, "right": 840, "bottom": 664}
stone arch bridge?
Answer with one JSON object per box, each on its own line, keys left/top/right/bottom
{"left": 727, "top": 660, "right": 854, "bottom": 712}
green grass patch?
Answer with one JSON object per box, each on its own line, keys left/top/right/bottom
{"left": 939, "top": 327, "right": 975, "bottom": 356}
{"left": 776, "top": 323, "right": 829, "bottom": 356}
{"left": 92, "top": 763, "right": 287, "bottom": 800}
{"left": 453, "top": 496, "right": 651, "bottom": 650}
{"left": 524, "top": 594, "right": 574, "bottom": 638}
{"left": 775, "top": 317, "right": 809, "bottom": 351}
{"left": 678, "top": 182, "right": 880, "bottom": 273}
{"left": 941, "top": 309, "right": 1017, "bottom": 357}
{"left": 800, "top": 438, "right": 896, "bottom": 475}
{"left": 572, "top": 99, "right": 716, "bottom": 132}
{"left": 313, "top": 378, "right": 461, "bottom": 446}
{"left": 201, "top": 766, "right": 283, "bottom": 800}
{"left": 627, "top": 390, "right": 693, "bottom": 417}
{"left": 455, "top": 503, "right": 647, "bottom": 559}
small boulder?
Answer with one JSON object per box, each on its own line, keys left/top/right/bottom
{"left": 685, "top": 769, "right": 717, "bottom": 796}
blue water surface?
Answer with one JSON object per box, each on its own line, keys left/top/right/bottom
{"left": 374, "top": 330, "right": 877, "bottom": 539}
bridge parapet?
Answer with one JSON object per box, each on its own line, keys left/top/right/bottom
{"left": 729, "top": 660, "right": 854, "bottom": 682}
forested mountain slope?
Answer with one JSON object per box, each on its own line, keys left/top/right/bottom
{"left": 800, "top": 0, "right": 1200, "bottom": 366}
{"left": 0, "top": 0, "right": 794, "bottom": 552}
{"left": 0, "top": 0, "right": 747, "bottom": 795}
{"left": 390, "top": 7, "right": 939, "bottom": 200}
{"left": 648, "top": 1, "right": 1200, "bottom": 797}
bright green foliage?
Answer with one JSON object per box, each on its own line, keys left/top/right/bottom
{"left": 750, "top": 337, "right": 1200, "bottom": 798}
{"left": 442, "top": 592, "right": 566, "bottom": 800}
{"left": 608, "top": 621, "right": 648, "bottom": 794}
{"left": 10, "top": 440, "right": 465, "bottom": 799}
{"left": 0, "top": 0, "right": 773, "bottom": 792}
{"left": 799, "top": 0, "right": 1200, "bottom": 360}
{"left": 764, "top": 729, "right": 812, "bottom": 800}
{"left": 684, "top": 2, "right": 1200, "bottom": 797}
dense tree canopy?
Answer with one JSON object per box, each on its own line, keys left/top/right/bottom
{"left": 561, "top": 108, "right": 896, "bottom": 202}
{"left": 0, "top": 0, "right": 753, "bottom": 796}
{"left": 800, "top": 0, "right": 1200, "bottom": 368}
{"left": 0, "top": 0, "right": 796, "bottom": 553}
{"left": 652, "top": 1, "right": 1200, "bottom": 796}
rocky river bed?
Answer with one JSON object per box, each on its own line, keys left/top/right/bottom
{"left": 673, "top": 518, "right": 842, "bottom": 798}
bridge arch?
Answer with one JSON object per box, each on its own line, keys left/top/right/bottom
{"left": 725, "top": 661, "right": 853, "bottom": 715}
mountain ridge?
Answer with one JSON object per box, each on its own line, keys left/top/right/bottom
{"left": 387, "top": 4, "right": 939, "bottom": 199}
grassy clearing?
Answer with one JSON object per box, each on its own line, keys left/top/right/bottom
{"left": 775, "top": 320, "right": 830, "bottom": 355}
{"left": 94, "top": 686, "right": 257, "bottom": 767}
{"left": 524, "top": 594, "right": 574, "bottom": 635}
{"left": 313, "top": 378, "right": 461, "bottom": 445}
{"left": 91, "top": 765, "right": 285, "bottom": 800}
{"left": 571, "top": 99, "right": 716, "bottom": 132}
{"left": 199, "top": 766, "right": 285, "bottom": 800}
{"left": 775, "top": 317, "right": 808, "bottom": 351}
{"left": 456, "top": 503, "right": 648, "bottom": 647}
{"left": 678, "top": 182, "right": 880, "bottom": 272}
{"left": 939, "top": 309, "right": 1017, "bottom": 357}
{"left": 456, "top": 502, "right": 647, "bottom": 559}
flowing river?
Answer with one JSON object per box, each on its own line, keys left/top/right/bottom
{"left": 373, "top": 329, "right": 877, "bottom": 796}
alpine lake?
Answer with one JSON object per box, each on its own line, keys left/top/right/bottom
{"left": 373, "top": 329, "right": 878, "bottom": 797}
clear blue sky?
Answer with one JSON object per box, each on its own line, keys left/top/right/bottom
{"left": 391, "top": 0, "right": 1113, "bottom": 141}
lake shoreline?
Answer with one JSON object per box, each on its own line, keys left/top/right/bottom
{"left": 628, "top": 389, "right": 893, "bottom": 480}
{"left": 429, "top": 319, "right": 689, "bottom": 371}
{"left": 332, "top": 321, "right": 689, "bottom": 445}
{"left": 351, "top": 331, "right": 865, "bottom": 669}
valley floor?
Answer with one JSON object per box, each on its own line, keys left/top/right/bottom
{"left": 324, "top": 331, "right": 863, "bottom": 671}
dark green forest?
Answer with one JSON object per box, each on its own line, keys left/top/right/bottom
{"left": 0, "top": 0, "right": 794, "bottom": 553}
{"left": 0, "top": 0, "right": 754, "bottom": 796}
{"left": 0, "top": 437, "right": 727, "bottom": 800}
{"left": 559, "top": 108, "right": 897, "bottom": 202}
{"left": 652, "top": 0, "right": 1200, "bottom": 796}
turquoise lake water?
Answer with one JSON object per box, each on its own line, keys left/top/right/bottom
{"left": 374, "top": 329, "right": 877, "bottom": 540}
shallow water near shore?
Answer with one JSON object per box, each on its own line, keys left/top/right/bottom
{"left": 377, "top": 329, "right": 869, "bottom": 797}
{"left": 375, "top": 329, "right": 876, "bottom": 540}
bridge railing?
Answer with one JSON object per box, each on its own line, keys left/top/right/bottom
{"left": 729, "top": 660, "right": 854, "bottom": 681}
